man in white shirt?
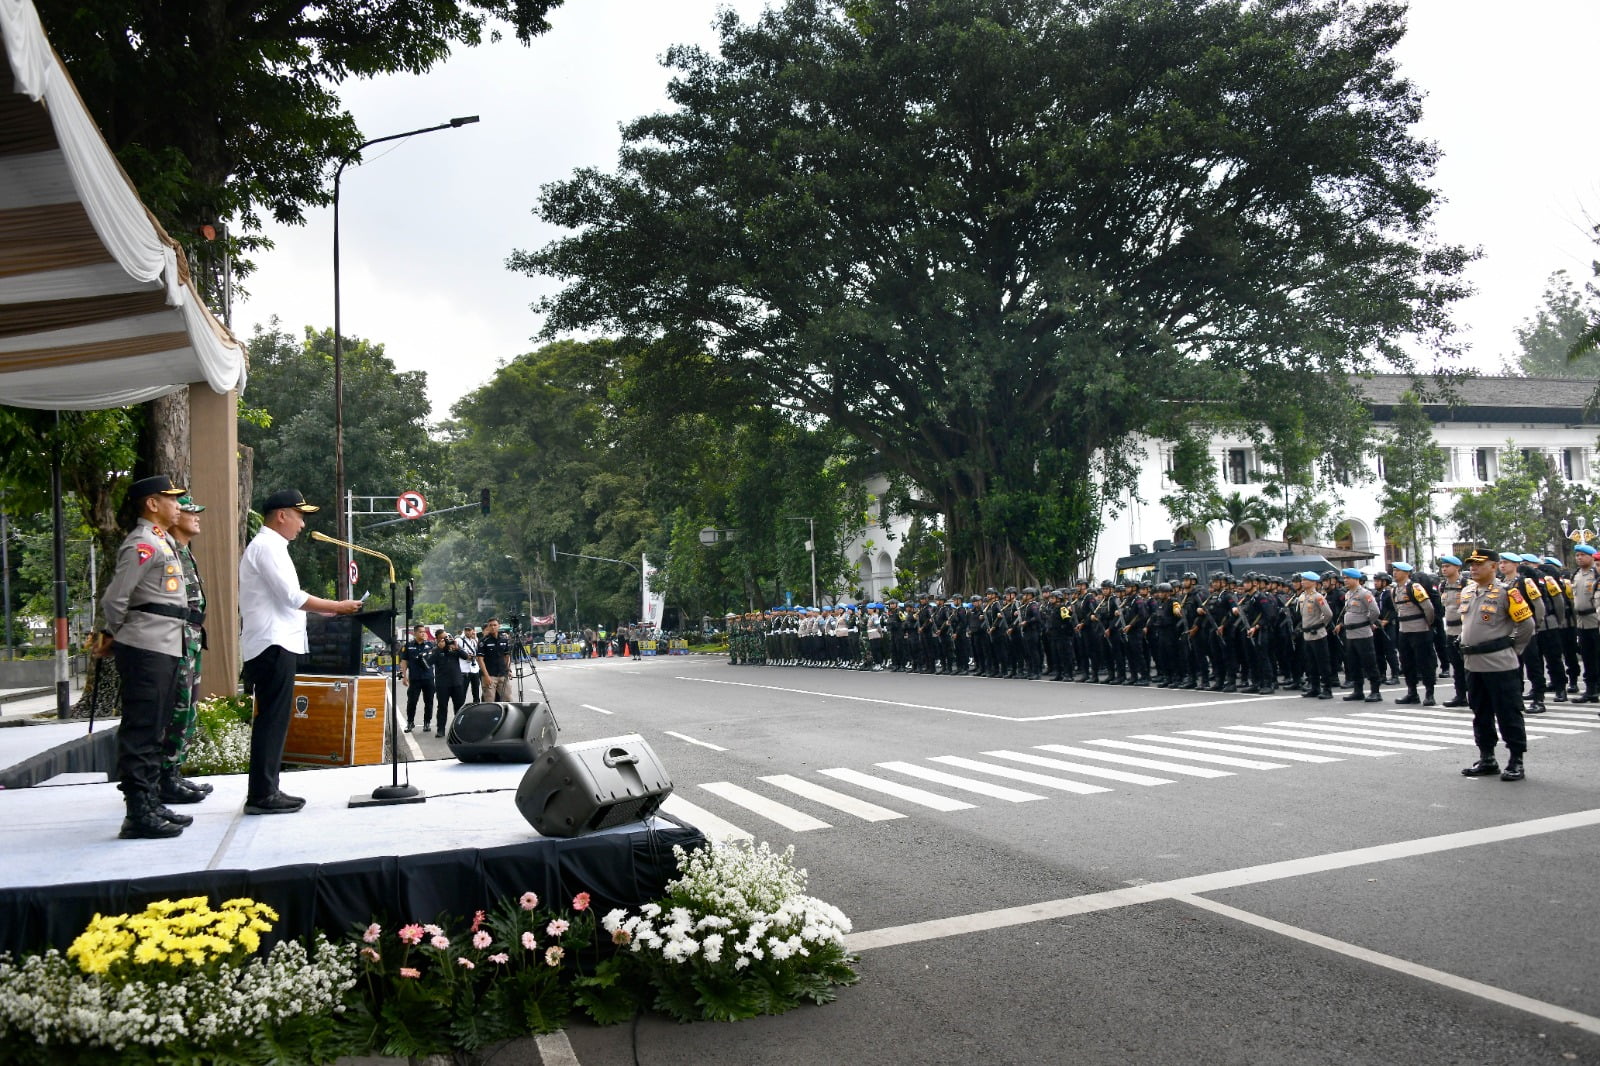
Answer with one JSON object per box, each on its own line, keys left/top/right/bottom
{"left": 458, "top": 626, "right": 481, "bottom": 702}
{"left": 238, "top": 489, "right": 363, "bottom": 814}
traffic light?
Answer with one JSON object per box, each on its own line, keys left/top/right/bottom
{"left": 480, "top": 488, "right": 491, "bottom": 515}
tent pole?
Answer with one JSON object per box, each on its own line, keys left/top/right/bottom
{"left": 51, "top": 413, "right": 69, "bottom": 716}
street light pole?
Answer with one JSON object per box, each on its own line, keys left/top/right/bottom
{"left": 785, "top": 516, "right": 817, "bottom": 605}
{"left": 333, "top": 114, "right": 480, "bottom": 598}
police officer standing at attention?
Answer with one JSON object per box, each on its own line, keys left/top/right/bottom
{"left": 1390, "top": 562, "right": 1437, "bottom": 705}
{"left": 1459, "top": 549, "right": 1536, "bottom": 780}
{"left": 1437, "top": 555, "right": 1469, "bottom": 707}
{"left": 1335, "top": 568, "right": 1382, "bottom": 702}
{"left": 159, "top": 494, "right": 213, "bottom": 806}
{"left": 1571, "top": 543, "right": 1600, "bottom": 703}
{"left": 477, "top": 618, "right": 513, "bottom": 701}
{"left": 98, "top": 475, "right": 190, "bottom": 838}
{"left": 1295, "top": 571, "right": 1336, "bottom": 699}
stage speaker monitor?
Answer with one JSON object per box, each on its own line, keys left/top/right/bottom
{"left": 515, "top": 734, "right": 673, "bottom": 838}
{"left": 446, "top": 702, "right": 558, "bottom": 763}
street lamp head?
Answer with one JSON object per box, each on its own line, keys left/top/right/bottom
{"left": 449, "top": 115, "right": 481, "bottom": 127}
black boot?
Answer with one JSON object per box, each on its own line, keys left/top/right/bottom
{"left": 1443, "top": 692, "right": 1468, "bottom": 707}
{"left": 1394, "top": 688, "right": 1420, "bottom": 705}
{"left": 159, "top": 770, "right": 206, "bottom": 805}
{"left": 119, "top": 792, "right": 183, "bottom": 839}
{"left": 1461, "top": 753, "right": 1501, "bottom": 777}
{"left": 1422, "top": 689, "right": 1436, "bottom": 707}
{"left": 1500, "top": 755, "right": 1525, "bottom": 782}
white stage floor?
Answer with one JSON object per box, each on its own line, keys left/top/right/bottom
{"left": 0, "top": 758, "right": 585, "bottom": 889}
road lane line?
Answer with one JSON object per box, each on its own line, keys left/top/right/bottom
{"left": 1175, "top": 893, "right": 1600, "bottom": 1037}
{"left": 929, "top": 755, "right": 1113, "bottom": 795}
{"left": 1224, "top": 726, "right": 1441, "bottom": 750}
{"left": 1378, "top": 709, "right": 1592, "bottom": 734}
{"left": 1181, "top": 729, "right": 1396, "bottom": 756}
{"left": 1352, "top": 712, "right": 1570, "bottom": 737}
{"left": 1128, "top": 735, "right": 1341, "bottom": 763}
{"left": 984, "top": 749, "right": 1176, "bottom": 785}
{"left": 658, "top": 795, "right": 752, "bottom": 842}
{"left": 1084, "top": 739, "right": 1288, "bottom": 770}
{"left": 579, "top": 703, "right": 614, "bottom": 715}
{"left": 1035, "top": 744, "right": 1233, "bottom": 778}
{"left": 817, "top": 768, "right": 975, "bottom": 811}
{"left": 1296, "top": 718, "right": 1479, "bottom": 744}
{"left": 698, "top": 782, "right": 831, "bottom": 831}
{"left": 876, "top": 761, "right": 1046, "bottom": 801}
{"left": 846, "top": 806, "right": 1600, "bottom": 951}
{"left": 760, "top": 774, "right": 906, "bottom": 821}
{"left": 675, "top": 675, "right": 1300, "bottom": 721}
{"left": 663, "top": 730, "right": 727, "bottom": 751}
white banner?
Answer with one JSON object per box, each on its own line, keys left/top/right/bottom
{"left": 641, "top": 553, "right": 666, "bottom": 625}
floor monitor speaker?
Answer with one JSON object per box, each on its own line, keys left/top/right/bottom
{"left": 446, "top": 702, "right": 557, "bottom": 763}
{"left": 515, "top": 733, "right": 673, "bottom": 837}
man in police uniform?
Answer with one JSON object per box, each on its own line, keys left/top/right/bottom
{"left": 159, "top": 494, "right": 212, "bottom": 806}
{"left": 1571, "top": 543, "right": 1599, "bottom": 702}
{"left": 1390, "top": 562, "right": 1437, "bottom": 705}
{"left": 1437, "top": 555, "right": 1468, "bottom": 707}
{"left": 1335, "top": 568, "right": 1382, "bottom": 702}
{"left": 1459, "top": 548, "right": 1536, "bottom": 780}
{"left": 97, "top": 475, "right": 190, "bottom": 838}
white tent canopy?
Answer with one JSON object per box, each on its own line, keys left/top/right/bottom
{"left": 0, "top": 0, "right": 245, "bottom": 409}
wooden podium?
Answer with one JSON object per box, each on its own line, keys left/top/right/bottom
{"left": 283, "top": 674, "right": 389, "bottom": 767}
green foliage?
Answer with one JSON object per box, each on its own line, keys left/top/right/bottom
{"left": 239, "top": 321, "right": 441, "bottom": 597}
{"left": 1376, "top": 391, "right": 1446, "bottom": 559}
{"left": 1447, "top": 442, "right": 1592, "bottom": 558}
{"left": 34, "top": 0, "right": 564, "bottom": 291}
{"left": 1503, "top": 269, "right": 1600, "bottom": 377}
{"left": 520, "top": 0, "right": 1469, "bottom": 587}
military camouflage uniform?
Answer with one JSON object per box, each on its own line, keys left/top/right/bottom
{"left": 162, "top": 539, "right": 205, "bottom": 774}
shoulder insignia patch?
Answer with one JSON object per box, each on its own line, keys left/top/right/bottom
{"left": 135, "top": 543, "right": 154, "bottom": 564}
{"left": 1523, "top": 579, "right": 1541, "bottom": 600}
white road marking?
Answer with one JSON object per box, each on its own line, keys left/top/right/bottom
{"left": 1128, "top": 734, "right": 1341, "bottom": 763}
{"left": 1382, "top": 708, "right": 1596, "bottom": 733}
{"left": 402, "top": 728, "right": 423, "bottom": 761}
{"left": 657, "top": 794, "right": 752, "bottom": 842}
{"left": 579, "top": 703, "right": 614, "bottom": 715}
{"left": 929, "top": 755, "right": 1113, "bottom": 795}
{"left": 1524, "top": 711, "right": 1600, "bottom": 728}
{"left": 1225, "top": 725, "right": 1442, "bottom": 751}
{"left": 846, "top": 806, "right": 1600, "bottom": 951}
{"left": 676, "top": 675, "right": 1300, "bottom": 721}
{"left": 1176, "top": 893, "right": 1600, "bottom": 1038}
{"left": 1298, "top": 718, "right": 1479, "bottom": 745}
{"left": 698, "top": 782, "right": 831, "bottom": 831}
{"left": 1034, "top": 743, "right": 1233, "bottom": 778}
{"left": 1353, "top": 711, "right": 1570, "bottom": 737}
{"left": 1181, "top": 729, "right": 1395, "bottom": 756}
{"left": 535, "top": 1029, "right": 583, "bottom": 1065}
{"left": 760, "top": 774, "right": 906, "bottom": 821}
{"left": 663, "top": 730, "right": 727, "bottom": 751}
{"left": 877, "top": 761, "right": 1046, "bottom": 801}
{"left": 983, "top": 749, "right": 1176, "bottom": 786}
{"left": 817, "top": 767, "right": 975, "bottom": 811}
{"left": 1084, "top": 739, "right": 1288, "bottom": 770}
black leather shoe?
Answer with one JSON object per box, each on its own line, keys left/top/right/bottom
{"left": 1572, "top": 693, "right": 1598, "bottom": 704}
{"left": 244, "top": 793, "right": 305, "bottom": 815}
{"left": 1317, "top": 692, "right": 1333, "bottom": 700}
{"left": 1300, "top": 689, "right": 1320, "bottom": 698}
{"left": 1221, "top": 683, "right": 1237, "bottom": 693}
{"left": 1342, "top": 692, "right": 1364, "bottom": 701}
{"left": 1553, "top": 690, "right": 1568, "bottom": 703}
{"left": 1526, "top": 702, "right": 1546, "bottom": 715}
{"left": 1443, "top": 697, "right": 1469, "bottom": 707}
{"left": 1363, "top": 693, "right": 1383, "bottom": 702}
{"left": 1500, "top": 759, "right": 1525, "bottom": 782}
{"left": 159, "top": 778, "right": 205, "bottom": 804}
{"left": 120, "top": 808, "right": 183, "bottom": 839}
{"left": 1422, "top": 693, "right": 1436, "bottom": 707}
{"left": 1394, "top": 692, "right": 1421, "bottom": 705}
{"left": 183, "top": 778, "right": 215, "bottom": 794}
{"left": 1461, "top": 758, "right": 1501, "bottom": 777}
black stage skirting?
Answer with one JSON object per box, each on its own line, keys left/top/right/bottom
{"left": 0, "top": 819, "right": 705, "bottom": 957}
{"left": 0, "top": 721, "right": 118, "bottom": 790}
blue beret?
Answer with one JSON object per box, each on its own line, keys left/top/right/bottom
{"left": 1543, "top": 556, "right": 1561, "bottom": 567}
{"left": 1439, "top": 555, "right": 1462, "bottom": 567}
{"left": 1577, "top": 544, "right": 1597, "bottom": 556}
{"left": 1392, "top": 562, "right": 1413, "bottom": 572}
{"left": 1299, "top": 571, "right": 1320, "bottom": 581}
{"left": 1340, "top": 567, "right": 1363, "bottom": 579}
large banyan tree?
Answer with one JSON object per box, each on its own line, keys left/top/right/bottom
{"left": 515, "top": 0, "right": 1470, "bottom": 589}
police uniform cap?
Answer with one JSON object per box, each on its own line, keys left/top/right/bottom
{"left": 129, "top": 474, "right": 185, "bottom": 503}
{"left": 177, "top": 494, "right": 205, "bottom": 513}
{"left": 262, "top": 488, "right": 319, "bottom": 514}
{"left": 1391, "top": 562, "right": 1413, "bottom": 572}
{"left": 1576, "top": 544, "right": 1597, "bottom": 557}
{"left": 1542, "top": 556, "right": 1561, "bottom": 567}
{"left": 1299, "top": 571, "right": 1320, "bottom": 582}
{"left": 1340, "top": 567, "right": 1364, "bottom": 579}
{"left": 1438, "top": 555, "right": 1463, "bottom": 567}
{"left": 1463, "top": 548, "right": 1498, "bottom": 564}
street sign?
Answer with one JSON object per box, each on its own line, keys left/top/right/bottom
{"left": 349, "top": 560, "right": 359, "bottom": 586}
{"left": 396, "top": 491, "right": 428, "bottom": 519}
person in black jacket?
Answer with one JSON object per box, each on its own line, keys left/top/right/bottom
{"left": 400, "top": 624, "right": 436, "bottom": 734}
{"left": 431, "top": 630, "right": 468, "bottom": 738}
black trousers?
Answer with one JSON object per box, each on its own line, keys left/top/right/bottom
{"left": 405, "top": 675, "right": 436, "bottom": 726}
{"left": 1443, "top": 630, "right": 1466, "bottom": 699}
{"left": 1397, "top": 629, "right": 1437, "bottom": 693}
{"left": 1344, "top": 636, "right": 1379, "bottom": 694}
{"left": 114, "top": 644, "right": 182, "bottom": 799}
{"left": 1578, "top": 628, "right": 1600, "bottom": 695}
{"left": 435, "top": 680, "right": 465, "bottom": 732}
{"left": 1302, "top": 637, "right": 1335, "bottom": 695}
{"left": 464, "top": 672, "right": 482, "bottom": 702}
{"left": 243, "top": 645, "right": 298, "bottom": 802}
{"left": 1465, "top": 667, "right": 1526, "bottom": 755}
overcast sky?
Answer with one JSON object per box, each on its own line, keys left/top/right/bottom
{"left": 236, "top": 0, "right": 1600, "bottom": 424}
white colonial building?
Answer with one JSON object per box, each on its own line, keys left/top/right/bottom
{"left": 845, "top": 375, "right": 1600, "bottom": 598}
{"left": 1091, "top": 374, "right": 1600, "bottom": 580}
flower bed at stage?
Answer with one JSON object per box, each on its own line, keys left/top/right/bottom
{"left": 0, "top": 841, "right": 858, "bottom": 1063}
{"left": 182, "top": 695, "right": 254, "bottom": 776}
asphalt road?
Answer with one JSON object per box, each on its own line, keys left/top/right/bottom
{"left": 405, "top": 655, "right": 1600, "bottom": 1066}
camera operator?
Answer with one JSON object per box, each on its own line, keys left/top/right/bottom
{"left": 457, "top": 625, "right": 481, "bottom": 702}
{"left": 431, "top": 630, "right": 466, "bottom": 737}
{"left": 477, "top": 618, "right": 512, "bottom": 702}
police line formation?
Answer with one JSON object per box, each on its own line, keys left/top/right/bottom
{"left": 727, "top": 550, "right": 1600, "bottom": 730}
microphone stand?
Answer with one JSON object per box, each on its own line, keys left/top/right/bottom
{"left": 309, "top": 532, "right": 424, "bottom": 807}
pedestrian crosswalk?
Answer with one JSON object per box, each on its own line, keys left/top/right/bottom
{"left": 656, "top": 707, "right": 1600, "bottom": 843}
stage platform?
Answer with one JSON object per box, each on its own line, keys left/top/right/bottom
{"left": 0, "top": 757, "right": 703, "bottom": 957}
{"left": 0, "top": 718, "right": 117, "bottom": 790}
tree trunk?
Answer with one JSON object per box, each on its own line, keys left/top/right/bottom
{"left": 142, "top": 388, "right": 192, "bottom": 484}
{"left": 238, "top": 441, "right": 254, "bottom": 554}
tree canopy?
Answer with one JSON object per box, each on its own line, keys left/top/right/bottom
{"left": 1503, "top": 270, "right": 1600, "bottom": 378}
{"left": 1375, "top": 390, "right": 1445, "bottom": 561}
{"left": 518, "top": 0, "right": 1470, "bottom": 589}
